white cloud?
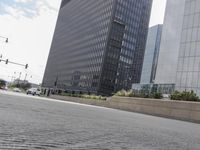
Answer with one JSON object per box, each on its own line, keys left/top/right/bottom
{"left": 15, "top": 0, "right": 32, "bottom": 3}
{"left": 0, "top": 0, "right": 62, "bottom": 83}
{"left": 0, "top": 0, "right": 59, "bottom": 19}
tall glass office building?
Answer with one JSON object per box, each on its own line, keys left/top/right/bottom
{"left": 140, "top": 25, "right": 162, "bottom": 84}
{"left": 133, "top": 24, "right": 174, "bottom": 95}
{"left": 175, "top": 0, "right": 200, "bottom": 95}
{"left": 155, "top": 0, "right": 186, "bottom": 85}
{"left": 42, "top": 0, "right": 152, "bottom": 95}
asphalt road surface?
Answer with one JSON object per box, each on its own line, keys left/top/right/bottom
{"left": 0, "top": 90, "right": 200, "bottom": 150}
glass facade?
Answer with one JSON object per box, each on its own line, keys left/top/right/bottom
{"left": 43, "top": 0, "right": 152, "bottom": 95}
{"left": 175, "top": 0, "right": 200, "bottom": 95}
{"left": 113, "top": 0, "right": 152, "bottom": 92}
{"left": 155, "top": 0, "right": 186, "bottom": 84}
{"left": 132, "top": 83, "right": 175, "bottom": 95}
{"left": 140, "top": 25, "right": 162, "bottom": 84}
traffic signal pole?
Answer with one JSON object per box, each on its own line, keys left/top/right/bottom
{"left": 0, "top": 58, "right": 28, "bottom": 69}
{"left": 0, "top": 36, "right": 28, "bottom": 69}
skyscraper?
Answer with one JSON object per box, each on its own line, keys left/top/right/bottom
{"left": 154, "top": 0, "right": 200, "bottom": 96}
{"left": 155, "top": 0, "right": 186, "bottom": 85}
{"left": 42, "top": 0, "right": 152, "bottom": 95}
{"left": 175, "top": 0, "right": 200, "bottom": 95}
{"left": 141, "top": 25, "right": 162, "bottom": 84}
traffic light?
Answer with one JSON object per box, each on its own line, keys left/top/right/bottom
{"left": 5, "top": 38, "right": 8, "bottom": 43}
{"left": 25, "top": 64, "right": 28, "bottom": 69}
{"left": 5, "top": 59, "right": 8, "bottom": 64}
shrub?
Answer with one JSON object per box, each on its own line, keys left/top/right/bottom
{"left": 128, "top": 92, "right": 134, "bottom": 97}
{"left": 87, "top": 95, "right": 106, "bottom": 100}
{"left": 152, "top": 92, "right": 163, "bottom": 99}
{"left": 90, "top": 95, "right": 98, "bottom": 100}
{"left": 60, "top": 92, "right": 107, "bottom": 100}
{"left": 170, "top": 91, "right": 182, "bottom": 100}
{"left": 99, "top": 96, "right": 107, "bottom": 100}
{"left": 171, "top": 90, "right": 199, "bottom": 102}
{"left": 115, "top": 90, "right": 163, "bottom": 99}
{"left": 134, "top": 92, "right": 150, "bottom": 98}
{"left": 115, "top": 89, "right": 127, "bottom": 97}
{"left": 115, "top": 89, "right": 135, "bottom": 97}
{"left": 81, "top": 94, "right": 90, "bottom": 99}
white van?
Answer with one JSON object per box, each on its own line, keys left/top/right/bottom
{"left": 26, "top": 88, "right": 41, "bottom": 96}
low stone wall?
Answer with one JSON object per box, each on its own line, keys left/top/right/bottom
{"left": 50, "top": 95, "right": 108, "bottom": 107}
{"left": 108, "top": 97, "right": 200, "bottom": 123}
{"left": 50, "top": 95, "right": 200, "bottom": 123}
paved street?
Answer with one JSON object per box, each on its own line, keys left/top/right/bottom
{"left": 0, "top": 91, "right": 200, "bottom": 150}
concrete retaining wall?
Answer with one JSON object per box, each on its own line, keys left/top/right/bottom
{"left": 50, "top": 95, "right": 200, "bottom": 123}
{"left": 108, "top": 97, "right": 200, "bottom": 123}
{"left": 50, "top": 95, "right": 108, "bottom": 107}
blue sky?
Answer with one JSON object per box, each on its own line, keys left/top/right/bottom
{"left": 0, "top": 0, "right": 166, "bottom": 84}
{"left": 0, "top": 0, "right": 57, "bottom": 18}
{"left": 0, "top": 0, "right": 40, "bottom": 17}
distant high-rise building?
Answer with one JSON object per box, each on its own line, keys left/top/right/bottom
{"left": 155, "top": 0, "right": 186, "bottom": 84}
{"left": 42, "top": 0, "right": 152, "bottom": 95}
{"left": 155, "top": 0, "right": 200, "bottom": 96}
{"left": 133, "top": 24, "right": 174, "bottom": 95}
{"left": 141, "top": 25, "right": 162, "bottom": 84}
{"left": 175, "top": 0, "right": 200, "bottom": 95}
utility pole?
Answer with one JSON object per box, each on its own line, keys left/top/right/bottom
{"left": 0, "top": 36, "right": 8, "bottom": 57}
{"left": 24, "top": 73, "right": 27, "bottom": 83}
{"left": 19, "top": 72, "right": 22, "bottom": 80}
{"left": 17, "top": 72, "right": 22, "bottom": 85}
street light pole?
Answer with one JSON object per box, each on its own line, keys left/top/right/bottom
{"left": 17, "top": 72, "right": 22, "bottom": 85}
{"left": 19, "top": 72, "right": 22, "bottom": 80}
{"left": 24, "top": 73, "right": 27, "bottom": 81}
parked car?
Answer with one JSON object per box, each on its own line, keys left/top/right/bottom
{"left": 26, "top": 88, "right": 41, "bottom": 96}
{"left": 0, "top": 79, "right": 6, "bottom": 90}
{"left": 13, "top": 88, "right": 22, "bottom": 93}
